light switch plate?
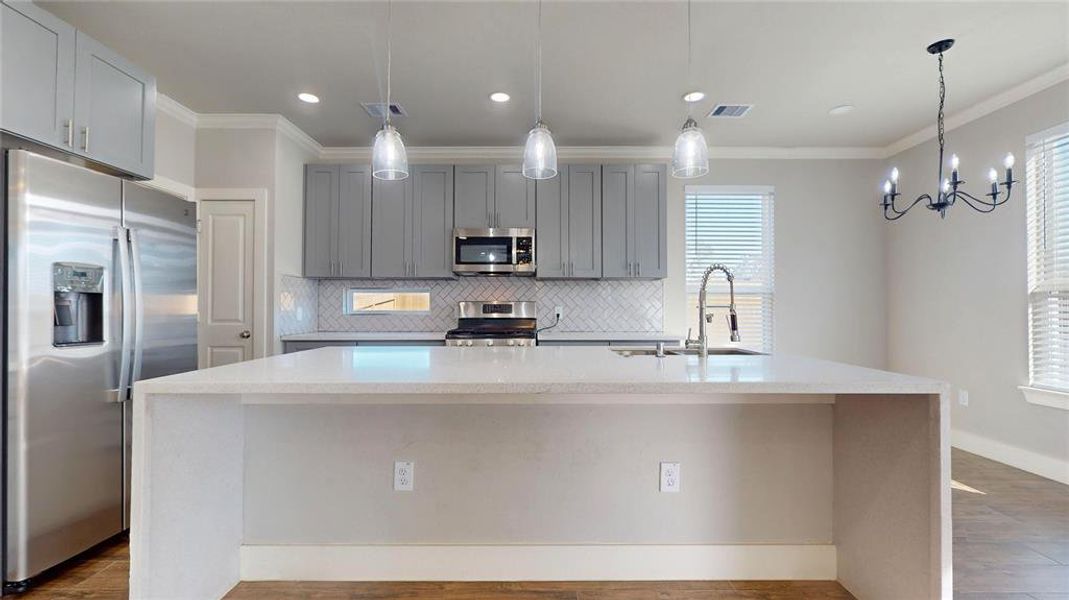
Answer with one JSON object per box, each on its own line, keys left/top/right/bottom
{"left": 394, "top": 461, "right": 414, "bottom": 491}
{"left": 660, "top": 462, "right": 680, "bottom": 493}
{"left": 958, "top": 389, "right": 969, "bottom": 407}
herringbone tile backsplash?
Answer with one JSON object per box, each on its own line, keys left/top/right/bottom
{"left": 280, "top": 276, "right": 664, "bottom": 333}
{"left": 277, "top": 275, "right": 319, "bottom": 336}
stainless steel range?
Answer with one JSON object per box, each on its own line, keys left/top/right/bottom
{"left": 445, "top": 301, "right": 537, "bottom": 347}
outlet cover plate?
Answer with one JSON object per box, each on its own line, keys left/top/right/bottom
{"left": 394, "top": 461, "right": 414, "bottom": 491}
{"left": 660, "top": 462, "right": 680, "bottom": 493}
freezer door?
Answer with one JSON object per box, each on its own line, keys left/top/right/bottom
{"left": 121, "top": 182, "right": 197, "bottom": 527}
{"left": 5, "top": 150, "right": 125, "bottom": 583}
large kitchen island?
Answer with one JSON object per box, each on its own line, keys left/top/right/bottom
{"left": 130, "top": 346, "right": 950, "bottom": 600}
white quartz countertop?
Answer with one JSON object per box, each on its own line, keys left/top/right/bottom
{"left": 137, "top": 346, "right": 947, "bottom": 397}
{"left": 280, "top": 331, "right": 685, "bottom": 343}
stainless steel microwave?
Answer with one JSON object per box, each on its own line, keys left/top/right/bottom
{"left": 452, "top": 228, "right": 536, "bottom": 276}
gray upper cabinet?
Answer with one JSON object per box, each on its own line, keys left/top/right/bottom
{"left": 454, "top": 165, "right": 535, "bottom": 229}
{"left": 337, "top": 165, "right": 373, "bottom": 277}
{"left": 0, "top": 0, "right": 76, "bottom": 150}
{"left": 73, "top": 32, "right": 156, "bottom": 178}
{"left": 602, "top": 163, "right": 667, "bottom": 279}
{"left": 494, "top": 165, "right": 536, "bottom": 228}
{"left": 304, "top": 164, "right": 373, "bottom": 278}
{"left": 372, "top": 165, "right": 455, "bottom": 279}
{"left": 454, "top": 165, "right": 495, "bottom": 228}
{"left": 411, "top": 165, "right": 455, "bottom": 278}
{"left": 0, "top": 2, "right": 156, "bottom": 178}
{"left": 371, "top": 176, "right": 411, "bottom": 278}
{"left": 304, "top": 165, "right": 338, "bottom": 278}
{"left": 536, "top": 165, "right": 601, "bottom": 279}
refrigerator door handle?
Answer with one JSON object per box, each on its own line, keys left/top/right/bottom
{"left": 112, "top": 226, "right": 133, "bottom": 403}
{"left": 129, "top": 228, "right": 145, "bottom": 386}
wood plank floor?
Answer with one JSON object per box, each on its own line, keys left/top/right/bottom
{"left": 14, "top": 449, "right": 1067, "bottom": 599}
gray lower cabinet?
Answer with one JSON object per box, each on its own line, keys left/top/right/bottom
{"left": 1, "top": 0, "right": 76, "bottom": 150}
{"left": 453, "top": 164, "right": 535, "bottom": 229}
{"left": 304, "top": 164, "right": 373, "bottom": 278}
{"left": 0, "top": 1, "right": 156, "bottom": 178}
{"left": 536, "top": 165, "right": 601, "bottom": 278}
{"left": 372, "top": 165, "right": 454, "bottom": 279}
{"left": 602, "top": 163, "right": 667, "bottom": 279}
{"left": 283, "top": 340, "right": 445, "bottom": 353}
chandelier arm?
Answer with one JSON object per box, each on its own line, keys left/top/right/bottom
{"left": 883, "top": 194, "right": 929, "bottom": 220}
{"left": 956, "top": 193, "right": 998, "bottom": 214}
{"left": 952, "top": 189, "right": 998, "bottom": 208}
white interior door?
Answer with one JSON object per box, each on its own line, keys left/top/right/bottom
{"left": 197, "top": 200, "right": 255, "bottom": 368}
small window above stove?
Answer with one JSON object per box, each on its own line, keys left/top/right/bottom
{"left": 345, "top": 289, "right": 431, "bottom": 315}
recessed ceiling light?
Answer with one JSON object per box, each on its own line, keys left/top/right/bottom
{"left": 829, "top": 104, "right": 854, "bottom": 116}
{"left": 682, "top": 91, "right": 705, "bottom": 103}
{"left": 489, "top": 92, "right": 511, "bottom": 103}
{"left": 298, "top": 92, "right": 320, "bottom": 104}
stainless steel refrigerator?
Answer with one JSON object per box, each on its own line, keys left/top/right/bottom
{"left": 3, "top": 149, "right": 197, "bottom": 589}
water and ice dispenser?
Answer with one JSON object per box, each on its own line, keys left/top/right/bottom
{"left": 52, "top": 262, "right": 105, "bottom": 346}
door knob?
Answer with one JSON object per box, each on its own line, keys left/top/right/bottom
{"left": 239, "top": 330, "right": 251, "bottom": 339}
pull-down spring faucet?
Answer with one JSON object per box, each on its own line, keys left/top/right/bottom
{"left": 686, "top": 263, "right": 741, "bottom": 359}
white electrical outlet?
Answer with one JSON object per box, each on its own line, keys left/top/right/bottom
{"left": 394, "top": 461, "right": 414, "bottom": 491}
{"left": 554, "top": 305, "right": 564, "bottom": 320}
{"left": 958, "top": 389, "right": 969, "bottom": 407}
{"left": 660, "top": 462, "right": 681, "bottom": 493}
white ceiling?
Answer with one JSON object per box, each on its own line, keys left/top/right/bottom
{"left": 41, "top": 1, "right": 1069, "bottom": 149}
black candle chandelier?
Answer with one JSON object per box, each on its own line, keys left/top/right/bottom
{"left": 881, "top": 39, "right": 1016, "bottom": 220}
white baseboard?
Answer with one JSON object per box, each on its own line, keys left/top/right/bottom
{"left": 952, "top": 429, "right": 1069, "bottom": 485}
{"left": 241, "top": 544, "right": 837, "bottom": 582}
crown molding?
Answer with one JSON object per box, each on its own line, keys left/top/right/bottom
{"left": 160, "top": 63, "right": 1069, "bottom": 163}
{"left": 883, "top": 62, "right": 1069, "bottom": 159}
{"left": 156, "top": 93, "right": 199, "bottom": 128}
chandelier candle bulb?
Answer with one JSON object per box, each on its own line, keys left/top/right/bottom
{"left": 883, "top": 180, "right": 892, "bottom": 195}
{"left": 1004, "top": 153, "right": 1015, "bottom": 183}
{"left": 950, "top": 154, "right": 960, "bottom": 182}
{"left": 989, "top": 168, "right": 999, "bottom": 196}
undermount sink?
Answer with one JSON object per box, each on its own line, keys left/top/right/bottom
{"left": 611, "top": 346, "right": 765, "bottom": 357}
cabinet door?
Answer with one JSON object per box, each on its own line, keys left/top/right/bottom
{"left": 73, "top": 31, "right": 156, "bottom": 178}
{"left": 303, "top": 165, "right": 337, "bottom": 278}
{"left": 411, "top": 165, "right": 455, "bottom": 279}
{"left": 0, "top": 0, "right": 76, "bottom": 149}
{"left": 564, "top": 164, "right": 602, "bottom": 278}
{"left": 337, "top": 165, "right": 373, "bottom": 278}
{"left": 371, "top": 177, "right": 411, "bottom": 278}
{"left": 632, "top": 164, "right": 668, "bottom": 278}
{"left": 494, "top": 164, "right": 536, "bottom": 229}
{"left": 535, "top": 170, "right": 565, "bottom": 279}
{"left": 601, "top": 164, "right": 634, "bottom": 278}
{"left": 453, "top": 165, "right": 495, "bottom": 229}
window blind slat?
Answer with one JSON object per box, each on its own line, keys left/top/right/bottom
{"left": 685, "top": 190, "right": 774, "bottom": 352}
{"left": 1027, "top": 126, "right": 1069, "bottom": 391}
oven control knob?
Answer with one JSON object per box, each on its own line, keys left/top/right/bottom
{"left": 508, "top": 339, "right": 515, "bottom": 346}
{"left": 487, "top": 340, "right": 494, "bottom": 346}
{"left": 465, "top": 340, "right": 473, "bottom": 347}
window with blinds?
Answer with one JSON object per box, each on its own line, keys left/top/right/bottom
{"left": 1027, "top": 123, "right": 1069, "bottom": 392}
{"left": 685, "top": 186, "right": 774, "bottom": 352}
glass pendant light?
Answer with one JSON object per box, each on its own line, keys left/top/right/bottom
{"left": 671, "top": 0, "right": 709, "bottom": 179}
{"left": 522, "top": 0, "right": 557, "bottom": 180}
{"left": 372, "top": 0, "right": 408, "bottom": 181}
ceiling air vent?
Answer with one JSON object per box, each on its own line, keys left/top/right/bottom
{"left": 707, "top": 104, "right": 753, "bottom": 118}
{"left": 361, "top": 102, "right": 408, "bottom": 120}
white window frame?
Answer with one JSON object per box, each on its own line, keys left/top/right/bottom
{"left": 1021, "top": 121, "right": 1069, "bottom": 411}
{"left": 344, "top": 288, "right": 432, "bottom": 315}
{"left": 684, "top": 185, "right": 775, "bottom": 352}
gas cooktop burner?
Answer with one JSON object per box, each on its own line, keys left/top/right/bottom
{"left": 444, "top": 301, "right": 537, "bottom": 347}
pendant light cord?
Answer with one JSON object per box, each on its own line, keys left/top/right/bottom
{"left": 536, "top": 0, "right": 543, "bottom": 124}
{"left": 385, "top": 0, "right": 393, "bottom": 127}
{"left": 686, "top": 0, "right": 692, "bottom": 118}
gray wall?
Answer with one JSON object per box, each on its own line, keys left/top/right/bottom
{"left": 886, "top": 80, "right": 1069, "bottom": 474}
{"left": 663, "top": 159, "right": 887, "bottom": 368}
